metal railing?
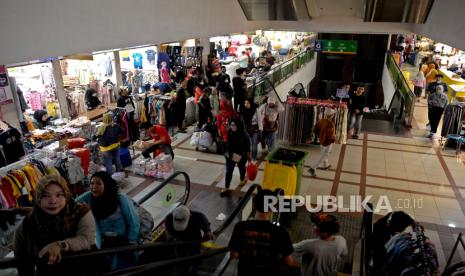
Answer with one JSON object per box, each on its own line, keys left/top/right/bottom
{"left": 386, "top": 53, "right": 416, "bottom": 127}
{"left": 246, "top": 48, "right": 315, "bottom": 103}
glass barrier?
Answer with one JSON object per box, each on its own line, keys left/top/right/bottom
{"left": 386, "top": 53, "right": 416, "bottom": 127}
{"left": 247, "top": 48, "right": 315, "bottom": 102}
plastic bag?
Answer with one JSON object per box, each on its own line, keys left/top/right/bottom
{"left": 198, "top": 131, "right": 213, "bottom": 148}
{"left": 190, "top": 132, "right": 200, "bottom": 146}
{"left": 247, "top": 162, "right": 258, "bottom": 181}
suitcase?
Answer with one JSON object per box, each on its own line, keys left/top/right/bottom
{"left": 262, "top": 162, "right": 297, "bottom": 196}
{"left": 119, "top": 147, "right": 132, "bottom": 168}
{"left": 67, "top": 138, "right": 86, "bottom": 150}
{"left": 70, "top": 148, "right": 90, "bottom": 176}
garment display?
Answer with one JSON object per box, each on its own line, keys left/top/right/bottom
{"left": 145, "top": 49, "right": 156, "bottom": 65}
{"left": 133, "top": 53, "right": 143, "bottom": 69}
{"left": 0, "top": 159, "right": 47, "bottom": 209}
{"left": 278, "top": 98, "right": 348, "bottom": 145}
{"left": 27, "top": 91, "right": 44, "bottom": 111}
{"left": 0, "top": 125, "right": 25, "bottom": 167}
{"left": 441, "top": 103, "right": 465, "bottom": 137}
{"left": 383, "top": 223, "right": 439, "bottom": 275}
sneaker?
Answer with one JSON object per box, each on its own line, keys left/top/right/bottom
{"left": 427, "top": 133, "right": 434, "bottom": 138}
{"left": 308, "top": 168, "right": 316, "bottom": 177}
{"left": 220, "top": 188, "right": 230, "bottom": 196}
{"left": 352, "top": 134, "right": 359, "bottom": 139}
{"left": 239, "top": 179, "right": 247, "bottom": 186}
{"left": 426, "top": 122, "right": 430, "bottom": 126}
{"left": 318, "top": 164, "right": 332, "bottom": 170}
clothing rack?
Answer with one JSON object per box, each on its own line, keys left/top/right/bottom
{"left": 441, "top": 103, "right": 465, "bottom": 138}
{"left": 279, "top": 98, "right": 348, "bottom": 145}
{"left": 444, "top": 232, "right": 465, "bottom": 273}
{"left": 0, "top": 151, "right": 46, "bottom": 175}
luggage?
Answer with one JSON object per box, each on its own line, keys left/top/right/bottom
{"left": 119, "top": 147, "right": 132, "bottom": 168}
{"left": 262, "top": 162, "right": 297, "bottom": 196}
{"left": 70, "top": 148, "right": 90, "bottom": 176}
{"left": 67, "top": 138, "right": 86, "bottom": 150}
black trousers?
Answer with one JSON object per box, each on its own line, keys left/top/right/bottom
{"left": 142, "top": 143, "right": 174, "bottom": 159}
{"left": 429, "top": 106, "right": 444, "bottom": 134}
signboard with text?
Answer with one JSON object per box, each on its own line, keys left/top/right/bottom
{"left": 0, "top": 66, "right": 14, "bottom": 105}
{"left": 315, "top": 40, "right": 358, "bottom": 54}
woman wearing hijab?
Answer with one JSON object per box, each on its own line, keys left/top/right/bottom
{"left": 76, "top": 171, "right": 140, "bottom": 269}
{"left": 32, "top": 109, "right": 51, "bottom": 129}
{"left": 197, "top": 87, "right": 213, "bottom": 129}
{"left": 241, "top": 99, "right": 259, "bottom": 161}
{"left": 96, "top": 113, "right": 123, "bottom": 175}
{"left": 413, "top": 70, "right": 426, "bottom": 101}
{"left": 14, "top": 175, "right": 95, "bottom": 276}
{"left": 425, "top": 63, "right": 438, "bottom": 98}
{"left": 427, "top": 85, "right": 448, "bottom": 138}
{"left": 85, "top": 86, "right": 101, "bottom": 110}
{"left": 222, "top": 119, "right": 251, "bottom": 195}
{"left": 258, "top": 96, "right": 285, "bottom": 152}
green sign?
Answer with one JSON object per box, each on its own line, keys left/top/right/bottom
{"left": 315, "top": 40, "right": 358, "bottom": 54}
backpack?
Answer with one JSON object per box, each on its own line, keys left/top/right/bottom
{"left": 131, "top": 199, "right": 154, "bottom": 242}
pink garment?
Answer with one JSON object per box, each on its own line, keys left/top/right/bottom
{"left": 413, "top": 78, "right": 426, "bottom": 88}
{"left": 160, "top": 68, "right": 170, "bottom": 83}
{"left": 101, "top": 87, "right": 111, "bottom": 106}
{"left": 27, "top": 91, "right": 43, "bottom": 111}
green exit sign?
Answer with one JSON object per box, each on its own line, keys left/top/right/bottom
{"left": 315, "top": 40, "right": 358, "bottom": 54}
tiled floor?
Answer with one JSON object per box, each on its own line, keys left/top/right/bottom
{"left": 117, "top": 94, "right": 465, "bottom": 271}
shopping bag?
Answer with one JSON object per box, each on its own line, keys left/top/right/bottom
{"left": 247, "top": 162, "right": 258, "bottom": 181}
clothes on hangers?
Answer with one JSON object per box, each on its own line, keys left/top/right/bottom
{"left": 441, "top": 103, "right": 465, "bottom": 137}
{"left": 0, "top": 126, "right": 25, "bottom": 167}
{"left": 278, "top": 98, "right": 348, "bottom": 145}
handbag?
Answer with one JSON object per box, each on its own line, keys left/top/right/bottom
{"left": 247, "top": 162, "right": 258, "bottom": 181}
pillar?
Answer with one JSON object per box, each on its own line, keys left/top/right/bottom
{"left": 197, "top": 37, "right": 211, "bottom": 75}
{"left": 52, "top": 60, "right": 69, "bottom": 118}
{"left": 113, "top": 51, "right": 124, "bottom": 88}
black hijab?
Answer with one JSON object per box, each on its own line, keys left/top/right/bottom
{"left": 90, "top": 171, "right": 120, "bottom": 219}
{"left": 240, "top": 99, "right": 256, "bottom": 128}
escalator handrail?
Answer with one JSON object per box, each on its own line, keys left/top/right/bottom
{"left": 98, "top": 184, "right": 263, "bottom": 275}
{"left": 213, "top": 183, "right": 261, "bottom": 236}
{"left": 102, "top": 248, "right": 229, "bottom": 276}
{"left": 137, "top": 170, "right": 190, "bottom": 206}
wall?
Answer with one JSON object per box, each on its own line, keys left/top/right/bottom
{"left": 413, "top": 0, "right": 465, "bottom": 52}
{"left": 274, "top": 57, "right": 317, "bottom": 101}
{"left": 0, "top": 0, "right": 266, "bottom": 65}
{"left": 381, "top": 63, "right": 396, "bottom": 109}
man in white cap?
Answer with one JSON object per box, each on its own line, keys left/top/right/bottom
{"left": 165, "top": 205, "right": 214, "bottom": 244}
{"left": 308, "top": 108, "right": 337, "bottom": 177}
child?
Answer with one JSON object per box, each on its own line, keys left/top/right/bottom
{"left": 293, "top": 214, "right": 348, "bottom": 276}
{"left": 308, "top": 108, "right": 336, "bottom": 177}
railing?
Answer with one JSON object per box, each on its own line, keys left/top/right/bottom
{"left": 357, "top": 203, "right": 374, "bottom": 276}
{"left": 247, "top": 48, "right": 315, "bottom": 103}
{"left": 386, "top": 53, "right": 416, "bottom": 127}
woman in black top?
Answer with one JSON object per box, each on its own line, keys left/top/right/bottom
{"left": 175, "top": 81, "right": 187, "bottom": 132}
{"left": 240, "top": 99, "right": 259, "bottom": 161}
{"left": 85, "top": 87, "right": 101, "bottom": 110}
{"left": 222, "top": 119, "right": 251, "bottom": 195}
{"left": 197, "top": 87, "right": 213, "bottom": 129}
{"left": 348, "top": 85, "right": 367, "bottom": 139}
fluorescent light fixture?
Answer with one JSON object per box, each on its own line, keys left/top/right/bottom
{"left": 448, "top": 223, "right": 456, "bottom": 228}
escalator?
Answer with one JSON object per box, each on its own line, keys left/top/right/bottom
{"left": 0, "top": 171, "right": 282, "bottom": 275}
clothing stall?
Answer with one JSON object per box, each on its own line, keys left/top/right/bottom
{"left": 278, "top": 98, "right": 348, "bottom": 145}
{"left": 441, "top": 103, "right": 465, "bottom": 137}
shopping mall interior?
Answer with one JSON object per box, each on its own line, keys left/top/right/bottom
{"left": 1, "top": 0, "right": 465, "bottom": 275}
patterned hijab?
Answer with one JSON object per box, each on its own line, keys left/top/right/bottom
{"left": 23, "top": 175, "right": 90, "bottom": 249}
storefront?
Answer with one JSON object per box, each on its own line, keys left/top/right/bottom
{"left": 61, "top": 53, "right": 118, "bottom": 118}
{"left": 8, "top": 62, "right": 61, "bottom": 121}
{"left": 210, "top": 30, "right": 315, "bottom": 78}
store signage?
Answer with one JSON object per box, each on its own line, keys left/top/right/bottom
{"left": 0, "top": 66, "right": 14, "bottom": 105}
{"left": 315, "top": 40, "right": 358, "bottom": 54}
{"left": 38, "top": 56, "right": 59, "bottom": 63}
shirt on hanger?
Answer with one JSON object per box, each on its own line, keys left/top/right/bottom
{"left": 133, "top": 53, "right": 143, "bottom": 69}
{"left": 121, "top": 50, "right": 130, "bottom": 61}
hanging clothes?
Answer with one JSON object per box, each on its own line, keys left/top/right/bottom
{"left": 441, "top": 103, "right": 465, "bottom": 137}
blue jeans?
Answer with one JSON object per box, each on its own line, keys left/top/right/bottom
{"left": 225, "top": 156, "right": 247, "bottom": 189}
{"left": 103, "top": 147, "right": 122, "bottom": 175}
{"left": 264, "top": 131, "right": 277, "bottom": 152}
{"left": 249, "top": 132, "right": 259, "bottom": 160}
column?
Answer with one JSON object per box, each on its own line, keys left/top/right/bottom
{"left": 197, "top": 37, "right": 211, "bottom": 74}
{"left": 52, "top": 60, "right": 69, "bottom": 118}
{"left": 113, "top": 51, "right": 124, "bottom": 88}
